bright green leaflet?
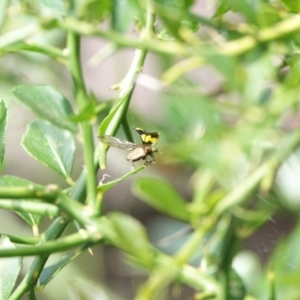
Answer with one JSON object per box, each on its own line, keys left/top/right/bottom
{"left": 13, "top": 85, "right": 77, "bottom": 133}
{"left": 132, "top": 177, "right": 191, "bottom": 222}
{"left": 22, "top": 119, "right": 75, "bottom": 180}
{"left": 0, "top": 236, "right": 22, "bottom": 299}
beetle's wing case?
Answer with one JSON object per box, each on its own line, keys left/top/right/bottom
{"left": 126, "top": 147, "right": 149, "bottom": 162}
{"left": 99, "top": 135, "right": 137, "bottom": 150}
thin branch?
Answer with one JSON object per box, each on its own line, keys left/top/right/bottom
{"left": 67, "top": 32, "right": 97, "bottom": 209}
{"left": 0, "top": 199, "right": 59, "bottom": 217}
{"left": 0, "top": 231, "right": 99, "bottom": 257}
{"left": 214, "top": 130, "right": 300, "bottom": 214}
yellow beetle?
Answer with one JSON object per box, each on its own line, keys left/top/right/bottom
{"left": 99, "top": 128, "right": 160, "bottom": 168}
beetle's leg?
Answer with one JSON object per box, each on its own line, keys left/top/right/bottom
{"left": 148, "top": 153, "right": 156, "bottom": 165}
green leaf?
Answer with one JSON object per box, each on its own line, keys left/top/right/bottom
{"left": 204, "top": 52, "right": 244, "bottom": 92}
{"left": 0, "top": 0, "right": 10, "bottom": 28}
{"left": 108, "top": 212, "right": 153, "bottom": 263}
{"left": 40, "top": 245, "right": 89, "bottom": 286}
{"left": 272, "top": 220, "right": 300, "bottom": 272}
{"left": 12, "top": 85, "right": 77, "bottom": 133}
{"left": 80, "top": 0, "right": 112, "bottom": 23}
{"left": 112, "top": 0, "right": 143, "bottom": 33}
{"left": 22, "top": 120, "right": 75, "bottom": 180}
{"left": 0, "top": 176, "right": 45, "bottom": 226}
{"left": 67, "top": 278, "right": 123, "bottom": 300}
{"left": 98, "top": 90, "right": 131, "bottom": 138}
{"left": 98, "top": 90, "right": 131, "bottom": 169}
{"left": 279, "top": 0, "right": 300, "bottom": 12}
{"left": 226, "top": 0, "right": 257, "bottom": 24}
{"left": 132, "top": 178, "right": 191, "bottom": 222}
{"left": 228, "top": 268, "right": 246, "bottom": 300}
{"left": 37, "top": 0, "right": 67, "bottom": 16}
{"left": 269, "top": 220, "right": 300, "bottom": 298}
{"left": 0, "top": 100, "right": 7, "bottom": 170}
{"left": 0, "top": 236, "right": 22, "bottom": 300}
{"left": 69, "top": 94, "right": 100, "bottom": 122}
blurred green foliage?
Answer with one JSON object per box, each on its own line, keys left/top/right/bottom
{"left": 0, "top": 0, "right": 299, "bottom": 299}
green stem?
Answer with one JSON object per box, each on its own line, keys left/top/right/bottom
{"left": 0, "top": 231, "right": 98, "bottom": 257}
{"left": 8, "top": 158, "right": 95, "bottom": 298}
{"left": 0, "top": 22, "right": 40, "bottom": 49}
{"left": 0, "top": 184, "right": 60, "bottom": 200}
{"left": 174, "top": 226, "right": 205, "bottom": 264}
{"left": 57, "top": 17, "right": 185, "bottom": 57}
{"left": 162, "top": 15, "right": 300, "bottom": 82}
{"left": 57, "top": 14, "right": 300, "bottom": 59}
{"left": 214, "top": 130, "right": 300, "bottom": 214}
{"left": 98, "top": 1, "right": 155, "bottom": 170}
{"left": 6, "top": 234, "right": 39, "bottom": 245}
{"left": 67, "top": 32, "right": 97, "bottom": 209}
{"left": 0, "top": 43, "right": 67, "bottom": 62}
{"left": 28, "top": 287, "right": 36, "bottom": 300}
{"left": 0, "top": 199, "right": 59, "bottom": 216}
{"left": 118, "top": 2, "right": 154, "bottom": 98}
{"left": 8, "top": 217, "right": 69, "bottom": 300}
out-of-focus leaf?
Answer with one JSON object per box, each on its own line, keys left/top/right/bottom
{"left": 0, "top": 100, "right": 7, "bottom": 170}
{"left": 269, "top": 220, "right": 300, "bottom": 298}
{"left": 40, "top": 245, "right": 89, "bottom": 286}
{"left": 67, "top": 278, "right": 123, "bottom": 300}
{"left": 112, "top": 0, "right": 142, "bottom": 33}
{"left": 0, "top": 236, "right": 22, "bottom": 300}
{"left": 162, "top": 93, "right": 221, "bottom": 143}
{"left": 22, "top": 120, "right": 75, "bottom": 180}
{"left": 0, "top": 176, "right": 45, "bottom": 226}
{"left": 12, "top": 85, "right": 77, "bottom": 133}
{"left": 0, "top": 0, "right": 9, "bottom": 29}
{"left": 256, "top": 4, "right": 280, "bottom": 28}
{"left": 279, "top": 0, "right": 300, "bottom": 12}
{"left": 229, "top": 268, "right": 246, "bottom": 299}
{"left": 38, "top": 0, "right": 67, "bottom": 15}
{"left": 204, "top": 52, "right": 245, "bottom": 92}
{"left": 213, "top": 0, "right": 229, "bottom": 17}
{"left": 226, "top": 0, "right": 257, "bottom": 24}
{"left": 108, "top": 212, "right": 153, "bottom": 263}
{"left": 155, "top": 0, "right": 196, "bottom": 39}
{"left": 80, "top": 0, "right": 112, "bottom": 23}
{"left": 243, "top": 54, "right": 274, "bottom": 103}
{"left": 155, "top": 0, "right": 194, "bottom": 9}
{"left": 132, "top": 178, "right": 191, "bottom": 222}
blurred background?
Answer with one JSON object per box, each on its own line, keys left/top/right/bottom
{"left": 1, "top": 0, "right": 300, "bottom": 299}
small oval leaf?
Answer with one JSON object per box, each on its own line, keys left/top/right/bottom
{"left": 0, "top": 236, "right": 22, "bottom": 300}
{"left": 108, "top": 212, "right": 152, "bottom": 263}
{"left": 12, "top": 85, "right": 77, "bottom": 133}
{"left": 132, "top": 178, "right": 191, "bottom": 222}
{"left": 22, "top": 120, "right": 75, "bottom": 179}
